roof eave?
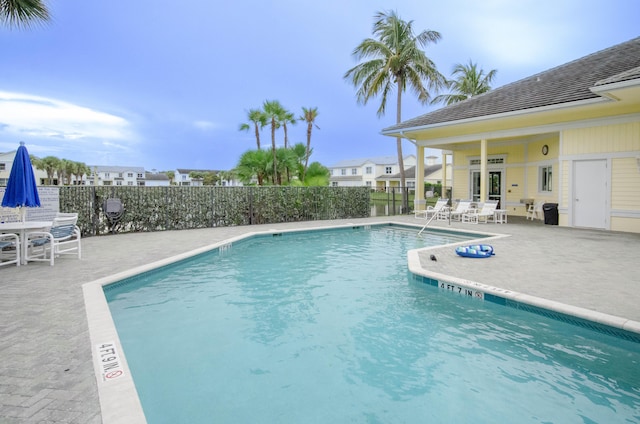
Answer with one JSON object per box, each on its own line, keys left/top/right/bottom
{"left": 381, "top": 97, "right": 609, "bottom": 138}
{"left": 590, "top": 78, "right": 640, "bottom": 100}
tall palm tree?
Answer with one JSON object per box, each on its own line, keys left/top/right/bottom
{"left": 1, "top": 0, "right": 50, "bottom": 28}
{"left": 281, "top": 110, "right": 296, "bottom": 149}
{"left": 262, "top": 100, "right": 286, "bottom": 184}
{"left": 431, "top": 60, "right": 497, "bottom": 106}
{"left": 344, "top": 10, "right": 446, "bottom": 211}
{"left": 300, "top": 107, "right": 319, "bottom": 181}
{"left": 239, "top": 108, "right": 267, "bottom": 150}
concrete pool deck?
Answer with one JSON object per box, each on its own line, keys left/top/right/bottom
{"left": 1, "top": 216, "right": 639, "bottom": 423}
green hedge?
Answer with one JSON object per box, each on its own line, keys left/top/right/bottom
{"left": 59, "top": 186, "right": 370, "bottom": 236}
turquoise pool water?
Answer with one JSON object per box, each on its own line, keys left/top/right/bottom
{"left": 106, "top": 225, "right": 640, "bottom": 423}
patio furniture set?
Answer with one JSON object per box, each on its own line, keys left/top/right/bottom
{"left": 415, "top": 199, "right": 507, "bottom": 224}
{"left": 0, "top": 212, "right": 81, "bottom": 267}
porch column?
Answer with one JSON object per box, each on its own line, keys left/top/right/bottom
{"left": 415, "top": 145, "right": 425, "bottom": 210}
{"left": 480, "top": 139, "right": 488, "bottom": 202}
{"left": 441, "top": 151, "right": 448, "bottom": 199}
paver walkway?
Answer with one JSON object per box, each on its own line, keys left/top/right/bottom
{"left": 1, "top": 216, "right": 638, "bottom": 423}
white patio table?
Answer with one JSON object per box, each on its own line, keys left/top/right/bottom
{"left": 0, "top": 221, "right": 52, "bottom": 265}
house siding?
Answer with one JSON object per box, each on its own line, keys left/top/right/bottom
{"left": 560, "top": 121, "right": 640, "bottom": 231}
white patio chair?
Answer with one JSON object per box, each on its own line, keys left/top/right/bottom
{"left": 462, "top": 200, "right": 499, "bottom": 224}
{"left": 415, "top": 198, "right": 448, "bottom": 220}
{"left": 526, "top": 201, "right": 544, "bottom": 220}
{"left": 25, "top": 216, "right": 82, "bottom": 266}
{"left": 449, "top": 199, "right": 474, "bottom": 221}
{"left": 0, "top": 233, "right": 20, "bottom": 267}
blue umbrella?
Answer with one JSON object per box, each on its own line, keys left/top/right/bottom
{"left": 2, "top": 142, "right": 41, "bottom": 221}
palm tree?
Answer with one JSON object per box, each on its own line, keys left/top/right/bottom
{"left": 239, "top": 109, "right": 267, "bottom": 150}
{"left": 235, "top": 149, "right": 271, "bottom": 186}
{"left": 165, "top": 170, "right": 175, "bottom": 185}
{"left": 300, "top": 107, "right": 319, "bottom": 181}
{"left": 431, "top": 60, "right": 497, "bottom": 106}
{"left": 38, "top": 156, "right": 60, "bottom": 185}
{"left": 1, "top": 0, "right": 49, "bottom": 28}
{"left": 281, "top": 110, "right": 296, "bottom": 149}
{"left": 262, "top": 100, "right": 286, "bottom": 184}
{"left": 344, "top": 10, "right": 446, "bottom": 211}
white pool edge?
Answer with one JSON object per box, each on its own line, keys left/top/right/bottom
{"left": 407, "top": 248, "right": 640, "bottom": 335}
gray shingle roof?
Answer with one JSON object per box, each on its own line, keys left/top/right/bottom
{"left": 383, "top": 36, "right": 640, "bottom": 133}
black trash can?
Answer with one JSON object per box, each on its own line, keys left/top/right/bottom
{"left": 543, "top": 203, "right": 559, "bottom": 225}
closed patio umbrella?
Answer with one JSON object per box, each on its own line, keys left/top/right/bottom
{"left": 2, "top": 142, "right": 41, "bottom": 221}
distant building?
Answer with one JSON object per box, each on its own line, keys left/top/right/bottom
{"left": 0, "top": 149, "right": 48, "bottom": 186}
{"left": 144, "top": 172, "right": 171, "bottom": 187}
{"left": 328, "top": 154, "right": 449, "bottom": 190}
{"left": 175, "top": 168, "right": 217, "bottom": 186}
{"left": 329, "top": 155, "right": 417, "bottom": 189}
{"left": 377, "top": 161, "right": 452, "bottom": 189}
{"left": 84, "top": 166, "right": 146, "bottom": 186}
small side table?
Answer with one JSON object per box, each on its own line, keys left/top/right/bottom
{"left": 493, "top": 209, "right": 508, "bottom": 224}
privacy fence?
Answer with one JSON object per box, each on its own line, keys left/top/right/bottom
{"left": 59, "top": 186, "right": 371, "bottom": 236}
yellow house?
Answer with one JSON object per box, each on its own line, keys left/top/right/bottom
{"left": 382, "top": 37, "right": 640, "bottom": 233}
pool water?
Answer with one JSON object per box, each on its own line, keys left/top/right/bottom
{"left": 105, "top": 225, "right": 640, "bottom": 423}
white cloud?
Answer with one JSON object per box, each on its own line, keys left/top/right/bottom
{"left": 0, "top": 91, "right": 132, "bottom": 141}
{"left": 193, "top": 120, "right": 217, "bottom": 131}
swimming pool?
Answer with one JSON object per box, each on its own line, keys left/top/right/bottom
{"left": 103, "top": 224, "right": 640, "bottom": 423}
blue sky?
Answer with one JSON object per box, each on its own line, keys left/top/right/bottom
{"left": 0, "top": 0, "right": 638, "bottom": 172}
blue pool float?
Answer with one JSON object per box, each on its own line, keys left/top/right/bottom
{"left": 455, "top": 244, "right": 494, "bottom": 258}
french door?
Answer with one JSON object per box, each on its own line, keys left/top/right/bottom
{"left": 471, "top": 170, "right": 503, "bottom": 208}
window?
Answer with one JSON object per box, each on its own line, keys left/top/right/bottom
{"left": 127, "top": 173, "right": 134, "bottom": 178}
{"left": 127, "top": 181, "right": 134, "bottom": 186}
{"left": 137, "top": 173, "right": 143, "bottom": 178}
{"left": 385, "top": 166, "right": 392, "bottom": 174}
{"left": 118, "top": 173, "right": 123, "bottom": 178}
{"left": 365, "top": 181, "right": 372, "bottom": 187}
{"left": 331, "top": 182, "right": 338, "bottom": 187}
{"left": 116, "top": 181, "right": 122, "bottom": 186}
{"left": 104, "top": 172, "right": 110, "bottom": 178}
{"left": 365, "top": 166, "right": 372, "bottom": 174}
{"left": 0, "top": 163, "right": 5, "bottom": 171}
{"left": 540, "top": 166, "right": 553, "bottom": 192}
{"left": 341, "top": 169, "right": 346, "bottom": 176}
{"left": 351, "top": 168, "right": 357, "bottom": 175}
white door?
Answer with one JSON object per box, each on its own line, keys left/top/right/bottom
{"left": 573, "top": 160, "right": 607, "bottom": 229}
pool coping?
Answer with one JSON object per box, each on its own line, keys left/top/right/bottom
{"left": 82, "top": 221, "right": 640, "bottom": 424}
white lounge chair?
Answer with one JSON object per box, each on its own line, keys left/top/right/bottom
{"left": 462, "top": 200, "right": 499, "bottom": 224}
{"left": 449, "top": 199, "right": 474, "bottom": 221}
{"left": 526, "top": 201, "right": 544, "bottom": 220}
{"left": 25, "top": 215, "right": 82, "bottom": 266}
{"left": 0, "top": 233, "right": 20, "bottom": 267}
{"left": 415, "top": 198, "right": 448, "bottom": 220}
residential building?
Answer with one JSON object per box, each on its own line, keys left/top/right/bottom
{"left": 377, "top": 162, "right": 452, "bottom": 191}
{"left": 382, "top": 37, "right": 640, "bottom": 233}
{"left": 144, "top": 172, "right": 171, "bottom": 187}
{"left": 0, "top": 149, "right": 48, "bottom": 186}
{"left": 329, "top": 155, "right": 417, "bottom": 189}
{"left": 174, "top": 168, "right": 218, "bottom": 186}
{"left": 85, "top": 166, "right": 146, "bottom": 186}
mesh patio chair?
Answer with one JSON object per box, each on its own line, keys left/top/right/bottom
{"left": 0, "top": 233, "right": 20, "bottom": 267}
{"left": 25, "top": 215, "right": 81, "bottom": 266}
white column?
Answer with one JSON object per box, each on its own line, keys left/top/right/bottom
{"left": 415, "top": 145, "right": 425, "bottom": 210}
{"left": 441, "top": 151, "right": 448, "bottom": 199}
{"left": 480, "top": 139, "right": 487, "bottom": 202}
